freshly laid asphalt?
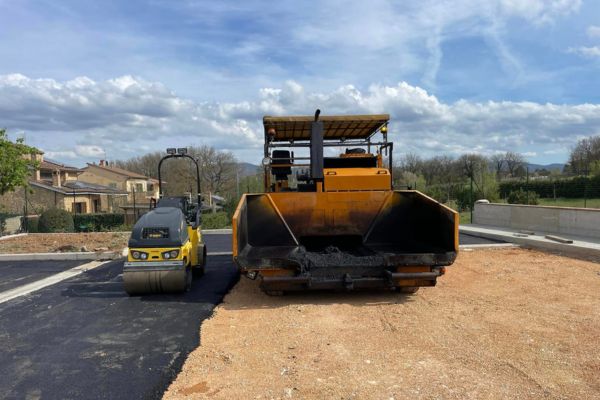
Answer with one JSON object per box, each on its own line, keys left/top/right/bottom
{"left": 0, "top": 260, "right": 84, "bottom": 293}
{"left": 459, "top": 232, "right": 505, "bottom": 245}
{"left": 0, "top": 232, "right": 497, "bottom": 400}
{"left": 0, "top": 252, "right": 238, "bottom": 399}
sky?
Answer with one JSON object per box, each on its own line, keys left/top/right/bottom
{"left": 0, "top": 0, "right": 599, "bottom": 166}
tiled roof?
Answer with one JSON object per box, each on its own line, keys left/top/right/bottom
{"left": 40, "top": 158, "right": 82, "bottom": 173}
{"left": 86, "top": 163, "right": 151, "bottom": 180}
{"left": 30, "top": 180, "right": 128, "bottom": 195}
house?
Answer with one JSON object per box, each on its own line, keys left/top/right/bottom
{"left": 79, "top": 160, "right": 160, "bottom": 204}
{"left": 0, "top": 156, "right": 128, "bottom": 215}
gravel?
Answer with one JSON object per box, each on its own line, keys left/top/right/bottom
{"left": 0, "top": 232, "right": 129, "bottom": 254}
{"left": 164, "top": 247, "right": 600, "bottom": 400}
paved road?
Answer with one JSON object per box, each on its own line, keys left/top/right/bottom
{"left": 459, "top": 232, "right": 505, "bottom": 245}
{"left": 0, "top": 254, "right": 238, "bottom": 400}
{"left": 203, "top": 232, "right": 231, "bottom": 253}
{"left": 0, "top": 260, "right": 84, "bottom": 293}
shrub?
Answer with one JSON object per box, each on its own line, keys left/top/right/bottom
{"left": 73, "top": 213, "right": 125, "bottom": 232}
{"left": 0, "top": 214, "right": 7, "bottom": 235}
{"left": 507, "top": 189, "right": 539, "bottom": 205}
{"left": 201, "top": 212, "right": 231, "bottom": 229}
{"left": 23, "top": 216, "right": 39, "bottom": 233}
{"left": 38, "top": 209, "right": 75, "bottom": 233}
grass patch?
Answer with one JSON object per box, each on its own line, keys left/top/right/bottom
{"left": 459, "top": 211, "right": 471, "bottom": 224}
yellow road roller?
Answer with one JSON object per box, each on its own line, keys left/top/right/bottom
{"left": 232, "top": 111, "right": 459, "bottom": 295}
{"left": 123, "top": 148, "right": 207, "bottom": 295}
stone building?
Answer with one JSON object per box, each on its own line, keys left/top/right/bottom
{"left": 0, "top": 158, "right": 128, "bottom": 215}
{"left": 79, "top": 161, "right": 160, "bottom": 205}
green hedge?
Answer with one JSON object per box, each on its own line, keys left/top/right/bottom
{"left": 73, "top": 213, "right": 125, "bottom": 232}
{"left": 507, "top": 189, "right": 539, "bottom": 205}
{"left": 38, "top": 209, "right": 75, "bottom": 233}
{"left": 499, "top": 176, "right": 600, "bottom": 199}
{"left": 23, "top": 216, "right": 39, "bottom": 233}
{"left": 201, "top": 212, "right": 231, "bottom": 229}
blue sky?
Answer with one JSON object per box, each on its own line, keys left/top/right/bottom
{"left": 0, "top": 0, "right": 599, "bottom": 165}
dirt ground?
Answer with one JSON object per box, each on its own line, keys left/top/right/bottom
{"left": 164, "top": 248, "right": 600, "bottom": 400}
{"left": 0, "top": 232, "right": 129, "bottom": 253}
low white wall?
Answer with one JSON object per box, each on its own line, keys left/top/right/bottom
{"left": 473, "top": 203, "right": 600, "bottom": 238}
{"left": 1, "top": 216, "right": 21, "bottom": 236}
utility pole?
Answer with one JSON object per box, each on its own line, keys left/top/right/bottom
{"left": 526, "top": 166, "right": 529, "bottom": 205}
{"left": 132, "top": 186, "right": 137, "bottom": 222}
{"left": 470, "top": 174, "right": 474, "bottom": 223}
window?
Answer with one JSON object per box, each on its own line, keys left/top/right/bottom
{"left": 135, "top": 183, "right": 144, "bottom": 192}
{"left": 108, "top": 183, "right": 117, "bottom": 189}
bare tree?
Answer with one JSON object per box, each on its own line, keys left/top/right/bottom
{"left": 191, "top": 146, "right": 239, "bottom": 195}
{"left": 115, "top": 145, "right": 240, "bottom": 199}
{"left": 490, "top": 154, "right": 505, "bottom": 179}
{"left": 504, "top": 152, "right": 525, "bottom": 177}
{"left": 397, "top": 153, "right": 423, "bottom": 174}
{"left": 458, "top": 154, "right": 488, "bottom": 179}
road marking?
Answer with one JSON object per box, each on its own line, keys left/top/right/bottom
{"left": 0, "top": 261, "right": 109, "bottom": 305}
{"left": 208, "top": 251, "right": 233, "bottom": 256}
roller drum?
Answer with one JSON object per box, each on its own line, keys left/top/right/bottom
{"left": 123, "top": 267, "right": 190, "bottom": 295}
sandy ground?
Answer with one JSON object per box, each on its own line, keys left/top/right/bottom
{"left": 164, "top": 248, "right": 600, "bottom": 400}
{"left": 0, "top": 232, "right": 129, "bottom": 253}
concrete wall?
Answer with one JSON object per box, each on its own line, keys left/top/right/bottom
{"left": 473, "top": 203, "right": 600, "bottom": 238}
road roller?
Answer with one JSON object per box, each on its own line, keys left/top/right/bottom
{"left": 123, "top": 148, "right": 207, "bottom": 295}
{"left": 232, "top": 110, "right": 459, "bottom": 295}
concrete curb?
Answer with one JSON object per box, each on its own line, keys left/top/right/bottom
{"left": 0, "top": 233, "right": 28, "bottom": 241}
{"left": 202, "top": 229, "right": 232, "bottom": 234}
{"left": 460, "top": 225, "right": 600, "bottom": 259}
{"left": 459, "top": 243, "right": 518, "bottom": 250}
{"left": 0, "top": 251, "right": 122, "bottom": 262}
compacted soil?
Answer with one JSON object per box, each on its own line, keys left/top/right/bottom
{"left": 164, "top": 248, "right": 600, "bottom": 400}
{"left": 0, "top": 232, "right": 129, "bottom": 253}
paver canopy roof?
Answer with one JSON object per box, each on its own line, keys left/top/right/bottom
{"left": 263, "top": 114, "right": 389, "bottom": 142}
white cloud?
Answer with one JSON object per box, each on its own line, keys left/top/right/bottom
{"left": 1, "top": 74, "right": 599, "bottom": 164}
{"left": 568, "top": 46, "right": 600, "bottom": 58}
{"left": 587, "top": 25, "right": 600, "bottom": 38}
{"left": 74, "top": 145, "right": 105, "bottom": 158}
{"left": 44, "top": 150, "right": 77, "bottom": 160}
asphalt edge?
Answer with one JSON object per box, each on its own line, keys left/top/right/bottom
{"left": 0, "top": 251, "right": 121, "bottom": 261}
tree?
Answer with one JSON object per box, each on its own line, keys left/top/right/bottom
{"left": 397, "top": 153, "right": 423, "bottom": 174}
{"left": 504, "top": 151, "right": 525, "bottom": 178}
{"left": 0, "top": 129, "right": 40, "bottom": 195}
{"left": 115, "top": 145, "right": 240, "bottom": 199}
{"left": 490, "top": 154, "right": 505, "bottom": 179}
{"left": 567, "top": 135, "right": 600, "bottom": 175}
{"left": 458, "top": 153, "right": 498, "bottom": 202}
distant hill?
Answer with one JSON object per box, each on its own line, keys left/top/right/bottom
{"left": 526, "top": 163, "right": 565, "bottom": 172}
{"left": 237, "top": 162, "right": 260, "bottom": 177}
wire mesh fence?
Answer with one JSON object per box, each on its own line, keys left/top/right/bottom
{"left": 393, "top": 175, "right": 600, "bottom": 225}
